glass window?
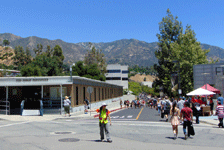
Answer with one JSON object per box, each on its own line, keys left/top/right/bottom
{"left": 106, "top": 77, "right": 121, "bottom": 80}
{"left": 122, "top": 77, "right": 128, "bottom": 81}
{"left": 122, "top": 70, "right": 129, "bottom": 74}
{"left": 216, "top": 67, "right": 222, "bottom": 75}
{"left": 107, "top": 70, "right": 121, "bottom": 73}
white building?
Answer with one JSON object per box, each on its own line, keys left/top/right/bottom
{"left": 105, "top": 64, "right": 128, "bottom": 89}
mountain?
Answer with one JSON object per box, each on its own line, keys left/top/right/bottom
{"left": 0, "top": 33, "right": 224, "bottom": 67}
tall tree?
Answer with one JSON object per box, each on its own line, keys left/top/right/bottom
{"left": 154, "top": 9, "right": 183, "bottom": 96}
{"left": 155, "top": 9, "right": 211, "bottom": 96}
{"left": 84, "top": 43, "right": 107, "bottom": 73}
{"left": 52, "top": 45, "right": 64, "bottom": 72}
{"left": 169, "top": 25, "right": 210, "bottom": 95}
{"left": 12, "top": 46, "right": 29, "bottom": 69}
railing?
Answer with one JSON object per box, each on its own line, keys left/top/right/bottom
{"left": 0, "top": 100, "right": 10, "bottom": 115}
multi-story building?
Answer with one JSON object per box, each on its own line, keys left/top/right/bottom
{"left": 105, "top": 64, "right": 128, "bottom": 89}
{"left": 193, "top": 63, "right": 224, "bottom": 94}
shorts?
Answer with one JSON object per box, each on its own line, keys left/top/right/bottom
{"left": 64, "top": 106, "right": 70, "bottom": 114}
{"left": 164, "top": 109, "right": 170, "bottom": 115}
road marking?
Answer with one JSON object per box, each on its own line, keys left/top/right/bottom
{"left": 0, "top": 121, "right": 32, "bottom": 128}
{"left": 136, "top": 107, "right": 144, "bottom": 120}
{"left": 127, "top": 115, "right": 133, "bottom": 118}
{"left": 120, "top": 116, "right": 125, "bottom": 118}
{"left": 111, "top": 116, "right": 119, "bottom": 119}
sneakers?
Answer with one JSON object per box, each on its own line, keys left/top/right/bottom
{"left": 107, "top": 139, "right": 112, "bottom": 143}
{"left": 185, "top": 134, "right": 188, "bottom": 140}
{"left": 174, "top": 134, "right": 177, "bottom": 140}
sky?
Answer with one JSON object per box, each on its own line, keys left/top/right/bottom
{"left": 0, "top": 0, "right": 224, "bottom": 48}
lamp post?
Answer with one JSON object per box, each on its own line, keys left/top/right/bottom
{"left": 173, "top": 60, "right": 181, "bottom": 98}
{"left": 70, "top": 63, "right": 75, "bottom": 82}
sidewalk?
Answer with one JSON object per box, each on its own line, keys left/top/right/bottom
{"left": 0, "top": 101, "right": 122, "bottom": 122}
{"left": 196, "top": 116, "right": 219, "bottom": 126}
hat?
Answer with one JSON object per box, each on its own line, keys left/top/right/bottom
{"left": 102, "top": 103, "right": 107, "bottom": 106}
{"left": 65, "top": 96, "right": 69, "bottom": 99}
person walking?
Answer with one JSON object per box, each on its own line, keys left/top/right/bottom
{"left": 163, "top": 96, "right": 171, "bottom": 122}
{"left": 170, "top": 101, "right": 180, "bottom": 139}
{"left": 120, "top": 99, "right": 123, "bottom": 109}
{"left": 216, "top": 101, "right": 224, "bottom": 128}
{"left": 96, "top": 103, "right": 112, "bottom": 143}
{"left": 63, "top": 96, "right": 71, "bottom": 117}
{"left": 180, "top": 102, "right": 193, "bottom": 140}
{"left": 208, "top": 97, "right": 214, "bottom": 115}
{"left": 217, "top": 94, "right": 224, "bottom": 105}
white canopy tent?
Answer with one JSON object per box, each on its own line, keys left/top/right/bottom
{"left": 186, "top": 88, "right": 216, "bottom": 96}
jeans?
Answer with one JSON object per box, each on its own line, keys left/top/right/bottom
{"left": 158, "top": 106, "right": 161, "bottom": 113}
{"left": 219, "top": 118, "right": 223, "bottom": 127}
{"left": 99, "top": 122, "right": 111, "bottom": 140}
{"left": 183, "top": 120, "right": 191, "bottom": 137}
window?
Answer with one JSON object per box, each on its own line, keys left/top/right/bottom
{"left": 83, "top": 87, "right": 86, "bottom": 101}
{"left": 50, "top": 87, "right": 67, "bottom": 100}
{"left": 99, "top": 88, "right": 101, "bottom": 100}
{"left": 216, "top": 67, "right": 222, "bottom": 75}
{"left": 76, "top": 87, "right": 78, "bottom": 105}
{"left": 122, "top": 70, "right": 128, "bottom": 74}
{"left": 122, "top": 77, "right": 128, "bottom": 81}
{"left": 107, "top": 70, "right": 121, "bottom": 73}
{"left": 94, "top": 88, "right": 96, "bottom": 101}
{"left": 106, "top": 77, "right": 121, "bottom": 80}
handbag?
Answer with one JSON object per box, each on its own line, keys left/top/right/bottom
{"left": 189, "top": 122, "right": 195, "bottom": 136}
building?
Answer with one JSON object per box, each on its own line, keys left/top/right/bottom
{"left": 193, "top": 63, "right": 224, "bottom": 94}
{"left": 0, "top": 76, "right": 123, "bottom": 114}
{"left": 105, "top": 64, "right": 128, "bottom": 89}
{"left": 0, "top": 69, "right": 20, "bottom": 77}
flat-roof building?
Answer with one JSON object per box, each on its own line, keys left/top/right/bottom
{"left": 105, "top": 64, "right": 128, "bottom": 89}
{"left": 0, "top": 76, "right": 123, "bottom": 115}
{"left": 193, "top": 63, "right": 224, "bottom": 95}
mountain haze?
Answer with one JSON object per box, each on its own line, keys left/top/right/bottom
{"left": 1, "top": 33, "right": 224, "bottom": 67}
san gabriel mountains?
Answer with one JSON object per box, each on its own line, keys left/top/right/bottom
{"left": 1, "top": 33, "right": 224, "bottom": 67}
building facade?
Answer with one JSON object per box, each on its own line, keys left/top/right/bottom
{"left": 105, "top": 64, "right": 128, "bottom": 89}
{"left": 193, "top": 63, "right": 224, "bottom": 94}
{"left": 0, "top": 76, "right": 123, "bottom": 114}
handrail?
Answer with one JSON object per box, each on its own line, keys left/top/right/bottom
{"left": 0, "top": 100, "right": 10, "bottom": 115}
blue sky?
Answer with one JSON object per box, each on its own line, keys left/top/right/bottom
{"left": 0, "top": 0, "right": 224, "bottom": 48}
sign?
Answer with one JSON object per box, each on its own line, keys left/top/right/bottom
{"left": 87, "top": 86, "right": 93, "bottom": 94}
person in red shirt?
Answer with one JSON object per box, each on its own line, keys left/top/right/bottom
{"left": 180, "top": 102, "right": 193, "bottom": 140}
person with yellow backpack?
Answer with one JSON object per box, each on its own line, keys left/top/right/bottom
{"left": 96, "top": 103, "right": 112, "bottom": 143}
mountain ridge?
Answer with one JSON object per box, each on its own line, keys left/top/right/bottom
{"left": 0, "top": 33, "right": 224, "bottom": 67}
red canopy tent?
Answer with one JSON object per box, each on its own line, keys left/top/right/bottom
{"left": 201, "top": 84, "right": 220, "bottom": 94}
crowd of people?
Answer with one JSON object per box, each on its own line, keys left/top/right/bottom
{"left": 121, "top": 92, "right": 224, "bottom": 140}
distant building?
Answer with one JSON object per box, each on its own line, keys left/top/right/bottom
{"left": 193, "top": 63, "right": 224, "bottom": 95}
{"left": 105, "top": 64, "right": 128, "bottom": 89}
{"left": 0, "top": 69, "right": 20, "bottom": 77}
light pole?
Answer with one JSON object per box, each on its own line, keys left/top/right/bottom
{"left": 70, "top": 63, "right": 75, "bottom": 82}
{"left": 173, "top": 60, "right": 181, "bottom": 98}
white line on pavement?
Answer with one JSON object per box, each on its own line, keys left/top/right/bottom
{"left": 0, "top": 121, "right": 32, "bottom": 128}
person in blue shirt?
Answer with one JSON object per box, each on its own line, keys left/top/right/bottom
{"left": 218, "top": 94, "right": 224, "bottom": 105}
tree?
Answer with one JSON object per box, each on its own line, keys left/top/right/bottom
{"left": 33, "top": 44, "right": 43, "bottom": 56}
{"left": 72, "top": 61, "right": 106, "bottom": 81}
{"left": 84, "top": 43, "right": 107, "bottom": 73}
{"left": 12, "top": 46, "right": 28, "bottom": 69}
{"left": 3, "top": 39, "right": 10, "bottom": 46}
{"left": 52, "top": 45, "right": 64, "bottom": 72}
{"left": 154, "top": 9, "right": 211, "bottom": 96}
{"left": 169, "top": 25, "right": 210, "bottom": 95}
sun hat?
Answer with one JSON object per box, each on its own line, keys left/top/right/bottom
{"left": 102, "top": 103, "right": 107, "bottom": 106}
